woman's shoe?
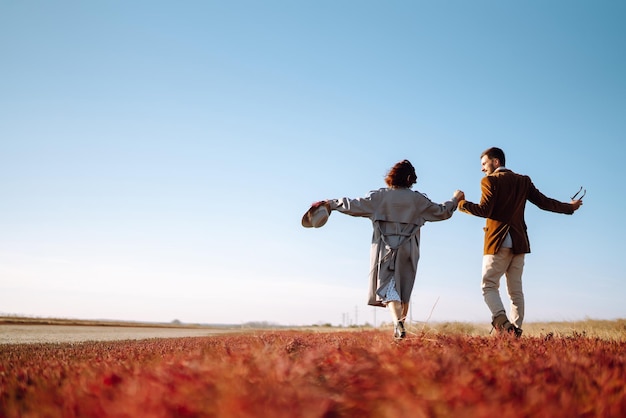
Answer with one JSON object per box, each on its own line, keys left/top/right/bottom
{"left": 394, "top": 321, "right": 406, "bottom": 340}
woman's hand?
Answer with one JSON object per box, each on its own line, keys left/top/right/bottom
{"left": 311, "top": 200, "right": 331, "bottom": 212}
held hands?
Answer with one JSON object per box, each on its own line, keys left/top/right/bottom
{"left": 453, "top": 190, "right": 465, "bottom": 201}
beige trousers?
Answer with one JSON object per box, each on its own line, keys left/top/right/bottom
{"left": 482, "top": 247, "right": 525, "bottom": 328}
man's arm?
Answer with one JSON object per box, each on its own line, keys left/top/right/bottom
{"left": 458, "top": 176, "right": 496, "bottom": 218}
{"left": 527, "top": 181, "right": 581, "bottom": 214}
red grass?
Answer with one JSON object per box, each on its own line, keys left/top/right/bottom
{"left": 1, "top": 331, "right": 625, "bottom": 417}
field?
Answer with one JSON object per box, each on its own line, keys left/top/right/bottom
{"left": 1, "top": 320, "right": 625, "bottom": 418}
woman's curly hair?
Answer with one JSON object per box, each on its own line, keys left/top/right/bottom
{"left": 385, "top": 159, "right": 417, "bottom": 188}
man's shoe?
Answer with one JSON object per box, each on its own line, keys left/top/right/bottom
{"left": 492, "top": 314, "right": 523, "bottom": 338}
{"left": 492, "top": 314, "right": 515, "bottom": 333}
{"left": 394, "top": 321, "right": 406, "bottom": 340}
{"left": 491, "top": 313, "right": 511, "bottom": 330}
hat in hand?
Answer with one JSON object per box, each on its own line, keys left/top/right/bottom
{"left": 301, "top": 203, "right": 330, "bottom": 228}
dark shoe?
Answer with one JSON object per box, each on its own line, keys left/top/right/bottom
{"left": 492, "top": 314, "right": 523, "bottom": 338}
{"left": 492, "top": 313, "right": 514, "bottom": 332}
{"left": 394, "top": 321, "right": 406, "bottom": 340}
{"left": 492, "top": 313, "right": 511, "bottom": 330}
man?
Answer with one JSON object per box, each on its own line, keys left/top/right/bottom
{"left": 458, "top": 147, "right": 583, "bottom": 336}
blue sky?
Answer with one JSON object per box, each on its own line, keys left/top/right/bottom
{"left": 1, "top": 1, "right": 624, "bottom": 326}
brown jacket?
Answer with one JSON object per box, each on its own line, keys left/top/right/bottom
{"left": 459, "top": 169, "right": 574, "bottom": 255}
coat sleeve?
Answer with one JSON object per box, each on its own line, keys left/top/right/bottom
{"left": 421, "top": 195, "right": 459, "bottom": 222}
{"left": 458, "top": 176, "right": 496, "bottom": 218}
{"left": 527, "top": 181, "right": 575, "bottom": 214}
{"left": 328, "top": 190, "right": 378, "bottom": 218}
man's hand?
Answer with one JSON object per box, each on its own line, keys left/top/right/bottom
{"left": 453, "top": 190, "right": 465, "bottom": 201}
{"left": 571, "top": 199, "right": 583, "bottom": 211}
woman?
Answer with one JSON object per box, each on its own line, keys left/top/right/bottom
{"left": 309, "top": 160, "right": 464, "bottom": 339}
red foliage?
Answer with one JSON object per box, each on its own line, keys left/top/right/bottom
{"left": 1, "top": 331, "right": 625, "bottom": 417}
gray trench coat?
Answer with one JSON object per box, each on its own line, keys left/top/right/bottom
{"left": 329, "top": 188, "right": 458, "bottom": 307}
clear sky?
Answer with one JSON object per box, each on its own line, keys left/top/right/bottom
{"left": 1, "top": 1, "right": 624, "bottom": 326}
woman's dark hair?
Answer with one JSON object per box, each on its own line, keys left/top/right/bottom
{"left": 385, "top": 159, "right": 417, "bottom": 188}
{"left": 481, "top": 147, "right": 506, "bottom": 166}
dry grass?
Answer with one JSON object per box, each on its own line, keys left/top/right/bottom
{"left": 3, "top": 315, "right": 625, "bottom": 341}
{"left": 0, "top": 315, "right": 204, "bottom": 329}
{"left": 404, "top": 318, "right": 626, "bottom": 341}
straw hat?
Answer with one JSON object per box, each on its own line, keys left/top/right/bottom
{"left": 301, "top": 204, "right": 330, "bottom": 228}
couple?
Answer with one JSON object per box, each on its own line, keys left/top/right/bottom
{"left": 303, "top": 147, "right": 584, "bottom": 340}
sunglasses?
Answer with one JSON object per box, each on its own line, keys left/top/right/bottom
{"left": 571, "top": 186, "right": 586, "bottom": 200}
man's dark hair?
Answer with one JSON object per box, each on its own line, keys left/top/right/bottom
{"left": 481, "top": 147, "right": 506, "bottom": 166}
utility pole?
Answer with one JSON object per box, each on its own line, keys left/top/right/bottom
{"left": 355, "top": 305, "right": 358, "bottom": 326}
